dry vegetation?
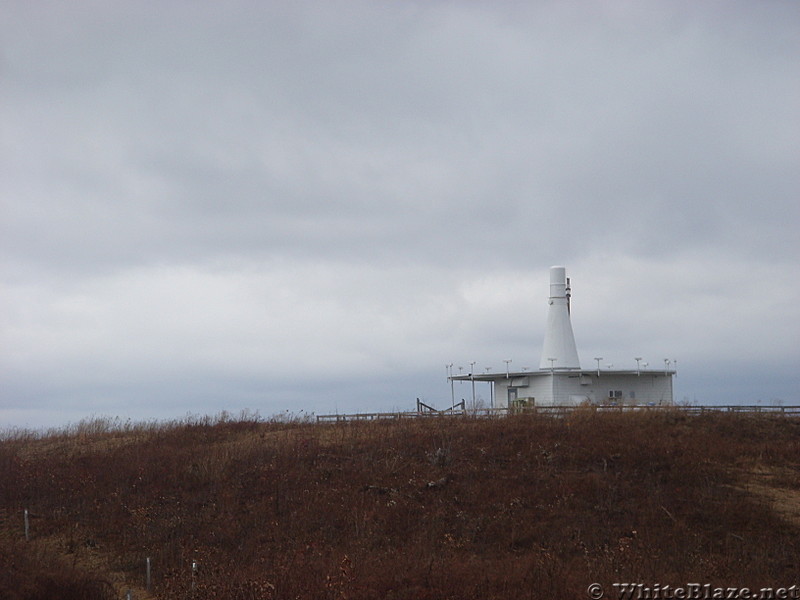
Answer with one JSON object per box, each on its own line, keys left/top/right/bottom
{"left": 1, "top": 409, "right": 799, "bottom": 599}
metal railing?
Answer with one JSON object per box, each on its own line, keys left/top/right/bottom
{"left": 315, "top": 404, "right": 800, "bottom": 423}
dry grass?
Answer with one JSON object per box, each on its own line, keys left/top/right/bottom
{"left": 1, "top": 410, "right": 799, "bottom": 599}
{"left": 735, "top": 464, "right": 800, "bottom": 528}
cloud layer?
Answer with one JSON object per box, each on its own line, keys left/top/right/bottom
{"left": 2, "top": 1, "right": 799, "bottom": 427}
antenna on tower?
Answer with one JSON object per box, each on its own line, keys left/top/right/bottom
{"left": 566, "top": 277, "right": 571, "bottom": 314}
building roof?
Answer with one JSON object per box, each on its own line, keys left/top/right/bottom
{"left": 450, "top": 369, "right": 677, "bottom": 382}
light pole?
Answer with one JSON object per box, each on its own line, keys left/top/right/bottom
{"left": 485, "top": 367, "right": 493, "bottom": 408}
{"left": 635, "top": 357, "right": 642, "bottom": 375}
{"left": 664, "top": 358, "right": 671, "bottom": 375}
{"left": 469, "top": 361, "right": 476, "bottom": 407}
{"left": 446, "top": 364, "right": 454, "bottom": 410}
{"left": 503, "top": 359, "right": 512, "bottom": 379}
{"left": 594, "top": 357, "right": 603, "bottom": 377}
{"left": 456, "top": 366, "right": 464, "bottom": 410}
{"left": 548, "top": 358, "right": 556, "bottom": 404}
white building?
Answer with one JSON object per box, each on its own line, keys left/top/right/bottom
{"left": 449, "top": 266, "right": 675, "bottom": 408}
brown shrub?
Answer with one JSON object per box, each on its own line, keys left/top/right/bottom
{"left": 1, "top": 410, "right": 798, "bottom": 598}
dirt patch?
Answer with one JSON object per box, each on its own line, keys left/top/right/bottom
{"left": 736, "top": 464, "right": 800, "bottom": 527}
{"left": 21, "top": 531, "right": 155, "bottom": 599}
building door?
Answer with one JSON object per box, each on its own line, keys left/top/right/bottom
{"left": 507, "top": 388, "right": 517, "bottom": 408}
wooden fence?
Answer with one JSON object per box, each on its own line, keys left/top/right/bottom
{"left": 315, "top": 404, "right": 800, "bottom": 423}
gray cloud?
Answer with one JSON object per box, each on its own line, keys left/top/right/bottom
{"left": 2, "top": 1, "right": 798, "bottom": 428}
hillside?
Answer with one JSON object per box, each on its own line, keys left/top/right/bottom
{"left": 1, "top": 410, "right": 799, "bottom": 599}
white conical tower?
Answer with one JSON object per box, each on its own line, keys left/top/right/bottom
{"left": 539, "top": 266, "right": 581, "bottom": 370}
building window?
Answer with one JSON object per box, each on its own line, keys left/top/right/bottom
{"left": 630, "top": 391, "right": 636, "bottom": 400}
{"left": 608, "top": 390, "right": 622, "bottom": 399}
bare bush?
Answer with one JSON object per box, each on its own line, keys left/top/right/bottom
{"left": 1, "top": 411, "right": 798, "bottom": 598}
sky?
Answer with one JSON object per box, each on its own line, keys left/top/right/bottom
{"left": 2, "top": 1, "right": 799, "bottom": 429}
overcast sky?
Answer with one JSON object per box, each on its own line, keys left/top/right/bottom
{"left": 2, "top": 1, "right": 799, "bottom": 429}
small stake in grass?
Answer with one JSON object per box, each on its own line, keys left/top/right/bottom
{"left": 146, "top": 557, "right": 151, "bottom": 591}
{"left": 23, "top": 509, "right": 29, "bottom": 541}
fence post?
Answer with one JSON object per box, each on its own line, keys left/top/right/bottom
{"left": 146, "top": 556, "right": 151, "bottom": 591}
{"left": 126, "top": 590, "right": 133, "bottom": 600}
{"left": 24, "top": 509, "right": 29, "bottom": 541}
{"left": 191, "top": 560, "right": 198, "bottom": 590}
